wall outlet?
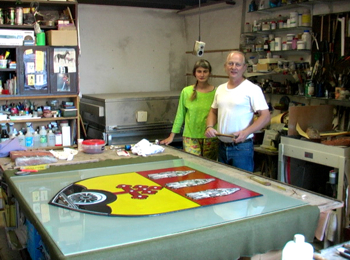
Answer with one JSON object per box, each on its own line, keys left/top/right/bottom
{"left": 136, "top": 111, "right": 148, "bottom": 122}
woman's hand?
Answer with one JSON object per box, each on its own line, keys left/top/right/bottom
{"left": 160, "top": 133, "right": 175, "bottom": 145}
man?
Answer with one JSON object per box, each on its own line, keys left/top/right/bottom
{"left": 205, "top": 51, "right": 270, "bottom": 172}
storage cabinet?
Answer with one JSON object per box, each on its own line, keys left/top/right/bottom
{"left": 17, "top": 46, "right": 78, "bottom": 95}
{"left": 0, "top": 1, "right": 79, "bottom": 147}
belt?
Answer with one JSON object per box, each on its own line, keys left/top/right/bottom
{"left": 220, "top": 138, "right": 253, "bottom": 147}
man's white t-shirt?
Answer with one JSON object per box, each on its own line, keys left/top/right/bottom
{"left": 211, "top": 79, "right": 268, "bottom": 143}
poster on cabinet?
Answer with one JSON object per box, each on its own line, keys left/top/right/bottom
{"left": 53, "top": 48, "right": 76, "bottom": 73}
{"left": 51, "top": 47, "right": 78, "bottom": 94}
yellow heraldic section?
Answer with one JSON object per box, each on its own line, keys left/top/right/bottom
{"left": 75, "top": 172, "right": 200, "bottom": 216}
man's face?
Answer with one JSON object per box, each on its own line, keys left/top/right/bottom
{"left": 224, "top": 53, "right": 247, "bottom": 80}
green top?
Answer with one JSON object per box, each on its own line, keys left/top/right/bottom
{"left": 172, "top": 85, "right": 216, "bottom": 138}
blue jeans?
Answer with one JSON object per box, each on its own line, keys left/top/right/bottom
{"left": 218, "top": 139, "right": 254, "bottom": 172}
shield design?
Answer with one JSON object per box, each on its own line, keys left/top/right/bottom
{"left": 49, "top": 166, "right": 261, "bottom": 216}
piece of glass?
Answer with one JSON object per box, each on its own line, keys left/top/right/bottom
{"left": 10, "top": 159, "right": 306, "bottom": 256}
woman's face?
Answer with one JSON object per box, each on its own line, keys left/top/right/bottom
{"left": 195, "top": 66, "right": 210, "bottom": 83}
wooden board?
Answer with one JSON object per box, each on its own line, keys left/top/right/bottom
{"left": 288, "top": 105, "right": 334, "bottom": 136}
{"left": 10, "top": 150, "right": 55, "bottom": 161}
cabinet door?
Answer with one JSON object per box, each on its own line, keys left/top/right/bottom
{"left": 18, "top": 46, "right": 50, "bottom": 95}
{"left": 49, "top": 47, "right": 78, "bottom": 94}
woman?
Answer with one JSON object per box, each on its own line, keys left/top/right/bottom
{"left": 160, "top": 59, "right": 218, "bottom": 160}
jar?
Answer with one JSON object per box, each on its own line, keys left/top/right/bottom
{"left": 289, "top": 11, "right": 298, "bottom": 27}
{"left": 275, "top": 37, "right": 282, "bottom": 51}
{"left": 262, "top": 22, "right": 270, "bottom": 31}
{"left": 286, "top": 42, "right": 292, "bottom": 50}
{"left": 278, "top": 20, "right": 283, "bottom": 29}
{"left": 271, "top": 21, "right": 276, "bottom": 30}
{"left": 286, "top": 34, "right": 295, "bottom": 41}
{"left": 301, "top": 9, "right": 311, "bottom": 26}
{"left": 297, "top": 40, "right": 306, "bottom": 50}
{"left": 282, "top": 41, "right": 287, "bottom": 50}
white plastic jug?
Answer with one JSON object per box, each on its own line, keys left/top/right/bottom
{"left": 281, "top": 234, "right": 313, "bottom": 260}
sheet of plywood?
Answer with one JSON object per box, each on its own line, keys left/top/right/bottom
{"left": 288, "top": 105, "right": 334, "bottom": 136}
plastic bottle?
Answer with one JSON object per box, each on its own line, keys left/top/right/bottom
{"left": 17, "top": 131, "right": 25, "bottom": 147}
{"left": 39, "top": 126, "right": 47, "bottom": 147}
{"left": 47, "top": 130, "right": 55, "bottom": 147}
{"left": 26, "top": 122, "right": 35, "bottom": 133}
{"left": 25, "top": 127, "right": 33, "bottom": 148}
{"left": 281, "top": 234, "right": 313, "bottom": 260}
{"left": 61, "top": 122, "right": 71, "bottom": 146}
{"left": 33, "top": 131, "right": 40, "bottom": 148}
{"left": 302, "top": 30, "right": 312, "bottom": 50}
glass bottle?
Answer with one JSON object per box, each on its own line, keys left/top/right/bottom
{"left": 8, "top": 122, "right": 17, "bottom": 136}
{"left": 1, "top": 123, "right": 9, "bottom": 143}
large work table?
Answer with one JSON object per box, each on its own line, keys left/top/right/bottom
{"left": 0, "top": 146, "right": 342, "bottom": 260}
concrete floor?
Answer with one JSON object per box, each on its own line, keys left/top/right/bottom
{"left": 0, "top": 210, "right": 29, "bottom": 260}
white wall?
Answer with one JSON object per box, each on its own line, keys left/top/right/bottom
{"left": 78, "top": 5, "right": 186, "bottom": 94}
{"left": 77, "top": 0, "right": 350, "bottom": 95}
{"left": 182, "top": 1, "right": 244, "bottom": 87}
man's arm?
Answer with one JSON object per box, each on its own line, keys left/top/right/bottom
{"left": 234, "top": 109, "right": 270, "bottom": 143}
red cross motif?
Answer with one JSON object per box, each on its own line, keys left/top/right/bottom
{"left": 115, "top": 184, "right": 163, "bottom": 199}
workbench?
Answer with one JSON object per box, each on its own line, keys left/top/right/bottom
{"left": 0, "top": 147, "right": 343, "bottom": 260}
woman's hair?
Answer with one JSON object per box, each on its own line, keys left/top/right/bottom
{"left": 191, "top": 59, "right": 212, "bottom": 101}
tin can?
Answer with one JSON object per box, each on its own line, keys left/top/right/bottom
{"left": 0, "top": 8, "right": 3, "bottom": 25}
{"left": 15, "top": 7, "right": 23, "bottom": 25}
{"left": 7, "top": 7, "right": 15, "bottom": 25}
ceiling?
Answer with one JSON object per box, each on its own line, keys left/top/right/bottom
{"left": 77, "top": 0, "right": 236, "bottom": 11}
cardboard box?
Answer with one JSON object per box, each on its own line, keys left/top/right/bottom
{"left": 46, "top": 30, "right": 77, "bottom": 46}
{"left": 256, "top": 63, "right": 269, "bottom": 72}
{"left": 258, "top": 58, "right": 282, "bottom": 64}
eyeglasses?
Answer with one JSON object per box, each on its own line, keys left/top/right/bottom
{"left": 226, "top": 62, "right": 244, "bottom": 68}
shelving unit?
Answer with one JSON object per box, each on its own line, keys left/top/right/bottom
{"left": 0, "top": 1, "right": 79, "bottom": 147}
